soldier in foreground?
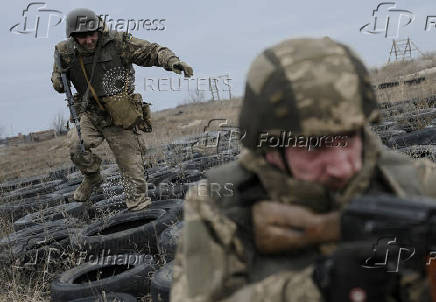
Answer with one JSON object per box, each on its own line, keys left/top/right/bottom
{"left": 51, "top": 8, "right": 193, "bottom": 211}
{"left": 171, "top": 37, "right": 436, "bottom": 301}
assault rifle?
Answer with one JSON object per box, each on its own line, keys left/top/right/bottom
{"left": 54, "top": 50, "right": 85, "bottom": 152}
{"left": 314, "top": 194, "right": 436, "bottom": 301}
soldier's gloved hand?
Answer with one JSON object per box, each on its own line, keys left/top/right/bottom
{"left": 252, "top": 201, "right": 340, "bottom": 254}
{"left": 171, "top": 60, "right": 193, "bottom": 77}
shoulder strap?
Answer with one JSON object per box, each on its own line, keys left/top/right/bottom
{"left": 78, "top": 55, "right": 105, "bottom": 111}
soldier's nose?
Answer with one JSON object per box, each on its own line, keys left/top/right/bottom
{"left": 325, "top": 155, "right": 354, "bottom": 180}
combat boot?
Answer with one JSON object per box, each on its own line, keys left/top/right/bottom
{"left": 73, "top": 172, "right": 103, "bottom": 202}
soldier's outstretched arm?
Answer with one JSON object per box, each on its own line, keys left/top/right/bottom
{"left": 121, "top": 33, "right": 193, "bottom": 77}
{"left": 170, "top": 180, "right": 320, "bottom": 302}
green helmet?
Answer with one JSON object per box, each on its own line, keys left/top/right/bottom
{"left": 239, "top": 37, "right": 379, "bottom": 151}
{"left": 66, "top": 8, "right": 102, "bottom": 37}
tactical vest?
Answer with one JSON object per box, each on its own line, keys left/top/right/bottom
{"left": 66, "top": 31, "right": 135, "bottom": 98}
{"left": 206, "top": 148, "right": 426, "bottom": 284}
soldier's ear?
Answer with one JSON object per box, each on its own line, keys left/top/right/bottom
{"left": 265, "top": 151, "right": 287, "bottom": 172}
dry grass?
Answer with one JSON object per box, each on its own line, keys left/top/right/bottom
{"left": 371, "top": 52, "right": 436, "bottom": 103}
{"left": 0, "top": 98, "right": 242, "bottom": 183}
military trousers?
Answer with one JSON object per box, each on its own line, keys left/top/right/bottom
{"left": 67, "top": 112, "right": 149, "bottom": 210}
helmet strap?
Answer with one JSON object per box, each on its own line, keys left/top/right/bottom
{"left": 279, "top": 147, "right": 293, "bottom": 177}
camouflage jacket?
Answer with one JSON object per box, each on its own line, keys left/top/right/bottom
{"left": 171, "top": 127, "right": 436, "bottom": 302}
{"left": 51, "top": 28, "right": 179, "bottom": 106}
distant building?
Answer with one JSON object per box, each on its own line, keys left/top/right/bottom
{"left": 6, "top": 132, "right": 26, "bottom": 145}
{"left": 29, "top": 129, "right": 56, "bottom": 142}
{"left": 4, "top": 129, "right": 58, "bottom": 146}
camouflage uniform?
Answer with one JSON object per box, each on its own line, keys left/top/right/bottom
{"left": 170, "top": 38, "right": 436, "bottom": 301}
{"left": 51, "top": 11, "right": 189, "bottom": 210}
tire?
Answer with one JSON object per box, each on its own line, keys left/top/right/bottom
{"left": 69, "top": 292, "right": 137, "bottom": 302}
{"left": 103, "top": 173, "right": 121, "bottom": 183}
{"left": 162, "top": 169, "right": 202, "bottom": 185}
{"left": 13, "top": 202, "right": 87, "bottom": 231}
{"left": 0, "top": 174, "right": 49, "bottom": 194}
{"left": 149, "top": 169, "right": 179, "bottom": 186}
{"left": 387, "top": 128, "right": 436, "bottom": 148}
{"left": 67, "top": 177, "right": 83, "bottom": 187}
{"left": 92, "top": 194, "right": 127, "bottom": 216}
{"left": 102, "top": 184, "right": 124, "bottom": 196}
{"left": 54, "top": 184, "right": 79, "bottom": 197}
{"left": 147, "top": 183, "right": 185, "bottom": 201}
{"left": 2, "top": 179, "right": 65, "bottom": 202}
{"left": 48, "top": 166, "right": 76, "bottom": 181}
{"left": 150, "top": 199, "right": 184, "bottom": 222}
{"left": 0, "top": 192, "right": 66, "bottom": 221}
{"left": 158, "top": 222, "right": 184, "bottom": 262}
{"left": 151, "top": 261, "right": 174, "bottom": 302}
{"left": 0, "top": 218, "right": 80, "bottom": 265}
{"left": 51, "top": 254, "right": 155, "bottom": 301}
{"left": 74, "top": 208, "right": 167, "bottom": 255}
{"left": 398, "top": 145, "right": 436, "bottom": 161}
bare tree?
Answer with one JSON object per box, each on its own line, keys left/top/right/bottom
{"left": 0, "top": 125, "right": 4, "bottom": 139}
{"left": 52, "top": 111, "right": 68, "bottom": 135}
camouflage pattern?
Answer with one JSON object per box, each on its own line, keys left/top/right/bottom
{"left": 171, "top": 38, "right": 436, "bottom": 301}
{"left": 65, "top": 8, "right": 102, "bottom": 37}
{"left": 171, "top": 128, "right": 436, "bottom": 301}
{"left": 73, "top": 171, "right": 103, "bottom": 202}
{"left": 239, "top": 37, "right": 380, "bottom": 151}
{"left": 52, "top": 15, "right": 187, "bottom": 210}
{"left": 67, "top": 113, "right": 151, "bottom": 210}
{"left": 51, "top": 26, "right": 179, "bottom": 97}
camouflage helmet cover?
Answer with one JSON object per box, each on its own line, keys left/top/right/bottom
{"left": 66, "top": 8, "right": 102, "bottom": 37}
{"left": 239, "top": 37, "right": 379, "bottom": 151}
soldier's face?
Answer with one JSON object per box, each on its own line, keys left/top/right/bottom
{"left": 266, "top": 133, "right": 363, "bottom": 190}
{"left": 74, "top": 31, "right": 99, "bottom": 50}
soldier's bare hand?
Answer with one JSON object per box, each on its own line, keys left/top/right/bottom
{"left": 252, "top": 201, "right": 340, "bottom": 254}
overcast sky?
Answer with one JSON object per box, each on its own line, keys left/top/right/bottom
{"left": 1, "top": 0, "right": 435, "bottom": 136}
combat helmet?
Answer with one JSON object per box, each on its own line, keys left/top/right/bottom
{"left": 66, "top": 8, "right": 103, "bottom": 37}
{"left": 239, "top": 37, "right": 379, "bottom": 152}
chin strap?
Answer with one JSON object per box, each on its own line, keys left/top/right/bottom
{"left": 279, "top": 147, "right": 293, "bottom": 177}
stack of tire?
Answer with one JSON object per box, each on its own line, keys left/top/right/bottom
{"left": 0, "top": 134, "right": 241, "bottom": 301}
{"left": 50, "top": 201, "right": 183, "bottom": 301}
{"left": 371, "top": 95, "right": 436, "bottom": 162}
